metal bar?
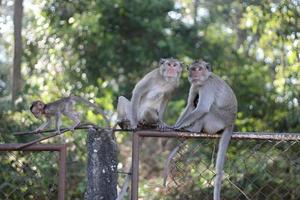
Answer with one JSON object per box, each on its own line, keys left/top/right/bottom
{"left": 129, "top": 130, "right": 300, "bottom": 200}
{"left": 58, "top": 144, "right": 67, "bottom": 200}
{"left": 0, "top": 144, "right": 64, "bottom": 151}
{"left": 131, "top": 132, "right": 140, "bottom": 200}
{"left": 136, "top": 131, "right": 300, "bottom": 141}
{"left": 0, "top": 143, "right": 67, "bottom": 199}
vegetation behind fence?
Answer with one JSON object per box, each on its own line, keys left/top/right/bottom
{"left": 134, "top": 132, "right": 300, "bottom": 200}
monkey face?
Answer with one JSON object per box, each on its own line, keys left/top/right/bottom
{"left": 188, "top": 60, "right": 211, "bottom": 85}
{"left": 30, "top": 100, "right": 45, "bottom": 119}
{"left": 159, "top": 58, "right": 183, "bottom": 79}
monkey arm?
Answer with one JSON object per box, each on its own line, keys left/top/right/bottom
{"left": 176, "top": 87, "right": 214, "bottom": 128}
{"left": 176, "top": 107, "right": 208, "bottom": 128}
{"left": 175, "top": 88, "right": 196, "bottom": 127}
{"left": 35, "top": 118, "right": 52, "bottom": 132}
{"left": 157, "top": 95, "right": 171, "bottom": 129}
{"left": 55, "top": 112, "right": 62, "bottom": 133}
{"left": 131, "top": 94, "right": 141, "bottom": 127}
{"left": 158, "top": 95, "right": 170, "bottom": 122}
{"left": 131, "top": 81, "right": 149, "bottom": 128}
{"left": 175, "top": 107, "right": 193, "bottom": 127}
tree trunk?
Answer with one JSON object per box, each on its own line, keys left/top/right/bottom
{"left": 85, "top": 128, "right": 118, "bottom": 200}
{"left": 193, "top": 0, "right": 200, "bottom": 25}
{"left": 12, "top": 0, "right": 23, "bottom": 103}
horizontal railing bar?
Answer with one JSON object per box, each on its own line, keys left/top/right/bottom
{"left": 0, "top": 143, "right": 65, "bottom": 151}
{"left": 135, "top": 131, "right": 300, "bottom": 141}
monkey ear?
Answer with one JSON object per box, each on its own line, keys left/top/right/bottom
{"left": 159, "top": 58, "right": 166, "bottom": 65}
{"left": 30, "top": 104, "right": 34, "bottom": 112}
{"left": 185, "top": 64, "right": 190, "bottom": 71}
{"left": 30, "top": 101, "right": 38, "bottom": 111}
{"left": 179, "top": 62, "right": 185, "bottom": 68}
{"left": 206, "top": 63, "right": 212, "bottom": 72}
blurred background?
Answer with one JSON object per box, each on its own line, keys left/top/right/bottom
{"left": 0, "top": 0, "right": 299, "bottom": 199}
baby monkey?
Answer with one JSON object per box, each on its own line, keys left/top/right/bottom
{"left": 30, "top": 96, "right": 107, "bottom": 133}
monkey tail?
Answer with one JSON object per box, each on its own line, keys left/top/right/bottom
{"left": 71, "top": 96, "right": 110, "bottom": 127}
{"left": 163, "top": 140, "right": 186, "bottom": 187}
{"left": 214, "top": 126, "right": 233, "bottom": 200}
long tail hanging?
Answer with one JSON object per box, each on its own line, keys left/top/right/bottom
{"left": 213, "top": 127, "right": 232, "bottom": 200}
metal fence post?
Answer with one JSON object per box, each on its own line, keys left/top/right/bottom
{"left": 131, "top": 132, "right": 140, "bottom": 200}
{"left": 58, "top": 144, "right": 67, "bottom": 200}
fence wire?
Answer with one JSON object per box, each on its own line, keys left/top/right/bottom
{"left": 160, "top": 139, "right": 300, "bottom": 200}
{"left": 0, "top": 150, "right": 60, "bottom": 200}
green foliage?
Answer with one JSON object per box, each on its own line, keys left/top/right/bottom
{"left": 0, "top": 0, "right": 300, "bottom": 198}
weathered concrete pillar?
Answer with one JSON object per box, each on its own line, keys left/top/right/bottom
{"left": 85, "top": 128, "right": 118, "bottom": 200}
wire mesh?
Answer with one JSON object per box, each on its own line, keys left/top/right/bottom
{"left": 0, "top": 150, "right": 60, "bottom": 200}
{"left": 162, "top": 139, "right": 300, "bottom": 200}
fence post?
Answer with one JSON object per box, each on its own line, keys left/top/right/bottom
{"left": 58, "top": 144, "right": 67, "bottom": 200}
{"left": 131, "top": 132, "right": 140, "bottom": 200}
{"left": 85, "top": 128, "right": 118, "bottom": 200}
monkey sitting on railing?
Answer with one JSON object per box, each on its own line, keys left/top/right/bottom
{"left": 117, "top": 58, "right": 183, "bottom": 129}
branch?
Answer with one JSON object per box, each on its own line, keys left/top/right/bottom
{"left": 225, "top": 176, "right": 251, "bottom": 200}
{"left": 16, "top": 124, "right": 97, "bottom": 150}
{"left": 116, "top": 166, "right": 132, "bottom": 200}
{"left": 163, "top": 140, "right": 186, "bottom": 187}
{"left": 14, "top": 123, "right": 97, "bottom": 136}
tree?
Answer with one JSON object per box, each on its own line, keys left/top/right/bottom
{"left": 12, "top": 0, "right": 23, "bottom": 104}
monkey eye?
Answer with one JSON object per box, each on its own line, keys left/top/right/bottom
{"left": 167, "top": 63, "right": 171, "bottom": 67}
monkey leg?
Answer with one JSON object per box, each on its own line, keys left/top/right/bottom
{"left": 184, "top": 113, "right": 225, "bottom": 133}
{"left": 203, "top": 113, "right": 225, "bottom": 134}
{"left": 55, "top": 113, "right": 62, "bottom": 134}
{"left": 64, "top": 111, "right": 81, "bottom": 131}
{"left": 117, "top": 96, "right": 132, "bottom": 129}
{"left": 138, "top": 108, "right": 159, "bottom": 128}
{"left": 184, "top": 120, "right": 204, "bottom": 133}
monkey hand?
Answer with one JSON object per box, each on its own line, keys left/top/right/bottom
{"left": 55, "top": 129, "right": 61, "bottom": 134}
{"left": 33, "top": 129, "right": 42, "bottom": 134}
{"left": 158, "top": 121, "right": 171, "bottom": 131}
{"left": 131, "top": 121, "right": 138, "bottom": 130}
{"left": 175, "top": 115, "right": 193, "bottom": 129}
{"left": 173, "top": 126, "right": 184, "bottom": 131}
{"left": 173, "top": 122, "right": 188, "bottom": 131}
{"left": 69, "top": 127, "right": 75, "bottom": 133}
{"left": 174, "top": 118, "right": 185, "bottom": 128}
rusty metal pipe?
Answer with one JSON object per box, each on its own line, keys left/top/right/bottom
{"left": 58, "top": 144, "right": 67, "bottom": 200}
{"left": 135, "top": 131, "right": 300, "bottom": 141}
{"left": 0, "top": 143, "right": 67, "bottom": 200}
{"left": 0, "top": 143, "right": 65, "bottom": 151}
{"left": 131, "top": 132, "right": 140, "bottom": 200}
{"left": 130, "top": 131, "right": 300, "bottom": 199}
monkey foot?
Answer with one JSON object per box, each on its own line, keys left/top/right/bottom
{"left": 117, "top": 120, "right": 131, "bottom": 130}
{"left": 137, "top": 122, "right": 158, "bottom": 129}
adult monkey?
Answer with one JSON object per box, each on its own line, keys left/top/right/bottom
{"left": 174, "top": 60, "right": 237, "bottom": 200}
{"left": 117, "top": 58, "right": 183, "bottom": 129}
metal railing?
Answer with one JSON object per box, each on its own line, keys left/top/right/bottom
{"left": 131, "top": 131, "right": 300, "bottom": 200}
{"left": 0, "top": 144, "right": 67, "bottom": 200}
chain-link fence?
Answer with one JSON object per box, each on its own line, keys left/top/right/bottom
{"left": 0, "top": 144, "right": 66, "bottom": 200}
{"left": 132, "top": 131, "right": 300, "bottom": 200}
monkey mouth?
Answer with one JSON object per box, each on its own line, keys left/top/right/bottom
{"left": 165, "top": 74, "right": 177, "bottom": 78}
{"left": 190, "top": 77, "right": 200, "bottom": 81}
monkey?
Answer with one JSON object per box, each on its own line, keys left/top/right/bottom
{"left": 117, "top": 58, "right": 183, "bottom": 129}
{"left": 30, "top": 96, "right": 109, "bottom": 133}
{"left": 174, "top": 60, "right": 237, "bottom": 200}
